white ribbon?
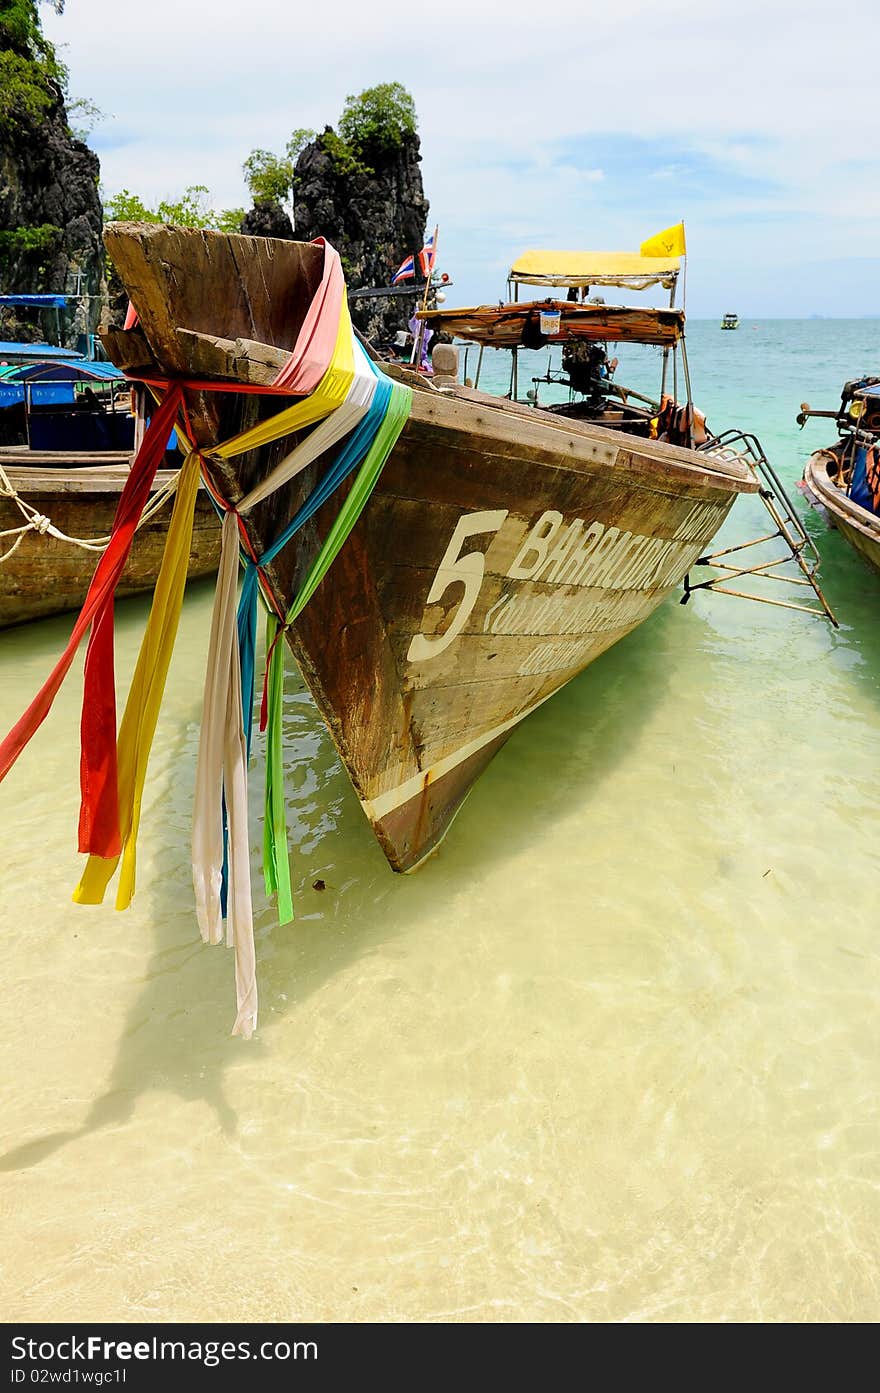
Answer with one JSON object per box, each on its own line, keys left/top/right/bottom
{"left": 191, "top": 512, "right": 257, "bottom": 1035}
{"left": 190, "top": 334, "right": 380, "bottom": 1036}
{"left": 237, "top": 340, "right": 379, "bottom": 513}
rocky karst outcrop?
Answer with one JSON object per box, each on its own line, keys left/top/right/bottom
{"left": 0, "top": 123, "right": 106, "bottom": 347}
{"left": 292, "top": 127, "right": 430, "bottom": 342}
{"left": 240, "top": 201, "right": 294, "bottom": 241}
{"left": 0, "top": 10, "right": 106, "bottom": 348}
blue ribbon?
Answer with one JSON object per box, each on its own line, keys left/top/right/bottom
{"left": 222, "top": 347, "right": 394, "bottom": 910}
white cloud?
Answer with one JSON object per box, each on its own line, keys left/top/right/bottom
{"left": 44, "top": 0, "right": 880, "bottom": 313}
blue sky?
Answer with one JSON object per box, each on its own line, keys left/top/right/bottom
{"left": 45, "top": 0, "right": 880, "bottom": 317}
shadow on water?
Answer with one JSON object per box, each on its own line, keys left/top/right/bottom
{"left": 1, "top": 591, "right": 691, "bottom": 1173}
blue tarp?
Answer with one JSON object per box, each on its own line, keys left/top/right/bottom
{"left": 29, "top": 384, "right": 77, "bottom": 406}
{"left": 0, "top": 341, "right": 84, "bottom": 362}
{"left": 0, "top": 383, "right": 86, "bottom": 408}
{"left": 12, "top": 360, "right": 125, "bottom": 383}
{"left": 0, "top": 360, "right": 125, "bottom": 410}
{"left": 28, "top": 409, "right": 136, "bottom": 452}
{"left": 0, "top": 294, "right": 67, "bottom": 309}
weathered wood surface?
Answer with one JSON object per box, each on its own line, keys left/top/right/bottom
{"left": 803, "top": 451, "right": 880, "bottom": 576}
{"left": 175, "top": 330, "right": 289, "bottom": 386}
{"left": 103, "top": 224, "right": 757, "bottom": 870}
{"left": 0, "top": 447, "right": 132, "bottom": 469}
{"left": 0, "top": 464, "right": 221, "bottom": 626}
{"left": 99, "top": 326, "right": 158, "bottom": 378}
{"left": 418, "top": 301, "right": 685, "bottom": 348}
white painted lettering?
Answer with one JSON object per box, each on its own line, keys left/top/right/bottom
{"left": 506, "top": 510, "right": 563, "bottom": 580}
{"left": 533, "top": 519, "right": 586, "bottom": 584}
{"left": 408, "top": 508, "right": 508, "bottom": 662}
{"left": 555, "top": 520, "right": 605, "bottom": 586}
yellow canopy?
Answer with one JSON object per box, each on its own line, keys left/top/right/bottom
{"left": 509, "top": 250, "right": 680, "bottom": 291}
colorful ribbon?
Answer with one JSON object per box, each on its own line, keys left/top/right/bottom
{"left": 261, "top": 370, "right": 411, "bottom": 925}
{"left": 0, "top": 385, "right": 183, "bottom": 849}
{"left": 73, "top": 448, "right": 202, "bottom": 908}
{"left": 0, "top": 237, "right": 413, "bottom": 1039}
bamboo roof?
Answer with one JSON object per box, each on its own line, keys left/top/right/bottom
{"left": 418, "top": 301, "right": 685, "bottom": 348}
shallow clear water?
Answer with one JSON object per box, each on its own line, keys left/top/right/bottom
{"left": 1, "top": 321, "right": 879, "bottom": 1322}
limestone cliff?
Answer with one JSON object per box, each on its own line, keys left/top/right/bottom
{"left": 292, "top": 127, "right": 429, "bottom": 342}
{"left": 240, "top": 201, "right": 294, "bottom": 241}
{"left": 0, "top": 3, "right": 106, "bottom": 346}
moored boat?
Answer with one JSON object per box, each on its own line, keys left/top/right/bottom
{"left": 798, "top": 377, "right": 880, "bottom": 575}
{"left": 100, "top": 224, "right": 758, "bottom": 874}
{"left": 0, "top": 459, "right": 222, "bottom": 626}
{"left": 0, "top": 349, "right": 221, "bottom": 625}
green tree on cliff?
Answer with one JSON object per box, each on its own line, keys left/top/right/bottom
{"left": 242, "top": 129, "right": 314, "bottom": 211}
{"left": 104, "top": 186, "right": 244, "bottom": 233}
{"left": 338, "top": 82, "right": 417, "bottom": 155}
{"left": 0, "top": 0, "right": 67, "bottom": 132}
{"left": 239, "top": 84, "right": 418, "bottom": 220}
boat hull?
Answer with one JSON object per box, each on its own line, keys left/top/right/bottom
{"left": 0, "top": 460, "right": 222, "bottom": 626}
{"left": 210, "top": 393, "right": 749, "bottom": 870}
{"left": 100, "top": 224, "right": 757, "bottom": 872}
{"left": 802, "top": 450, "right": 880, "bottom": 576}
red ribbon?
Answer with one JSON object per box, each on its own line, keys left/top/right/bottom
{"left": 0, "top": 385, "right": 183, "bottom": 857}
{"left": 258, "top": 621, "right": 288, "bottom": 734}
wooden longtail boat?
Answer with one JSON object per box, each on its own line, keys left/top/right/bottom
{"left": 0, "top": 353, "right": 220, "bottom": 626}
{"left": 799, "top": 378, "right": 880, "bottom": 576}
{"left": 0, "top": 457, "right": 222, "bottom": 626}
{"left": 802, "top": 450, "right": 880, "bottom": 575}
{"left": 102, "top": 225, "right": 758, "bottom": 872}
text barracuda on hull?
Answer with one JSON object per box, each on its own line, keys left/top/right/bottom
{"left": 406, "top": 499, "right": 729, "bottom": 663}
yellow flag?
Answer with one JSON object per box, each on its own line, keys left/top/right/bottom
{"left": 640, "top": 222, "right": 686, "bottom": 258}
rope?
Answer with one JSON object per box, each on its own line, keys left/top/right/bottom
{"left": 0, "top": 459, "right": 180, "bottom": 563}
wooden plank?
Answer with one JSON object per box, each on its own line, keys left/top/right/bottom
{"left": 103, "top": 223, "right": 325, "bottom": 370}
{"left": 0, "top": 448, "right": 132, "bottom": 468}
{"left": 99, "top": 326, "right": 159, "bottom": 377}
{"left": 175, "top": 330, "right": 289, "bottom": 386}
{"left": 417, "top": 300, "right": 685, "bottom": 347}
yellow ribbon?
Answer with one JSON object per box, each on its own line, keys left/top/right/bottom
{"left": 211, "top": 298, "right": 356, "bottom": 464}
{"left": 73, "top": 449, "right": 202, "bottom": 908}
{"left": 71, "top": 297, "right": 356, "bottom": 912}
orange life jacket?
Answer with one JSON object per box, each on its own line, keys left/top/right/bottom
{"left": 865, "top": 444, "right": 880, "bottom": 511}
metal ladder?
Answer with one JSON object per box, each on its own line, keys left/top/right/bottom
{"left": 682, "top": 429, "right": 838, "bottom": 626}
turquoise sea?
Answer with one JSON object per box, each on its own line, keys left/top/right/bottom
{"left": 1, "top": 320, "right": 878, "bottom": 1322}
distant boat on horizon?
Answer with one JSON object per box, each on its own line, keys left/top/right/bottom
{"left": 721, "top": 312, "right": 739, "bottom": 331}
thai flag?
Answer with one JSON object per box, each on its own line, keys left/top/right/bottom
{"left": 391, "top": 254, "right": 415, "bottom": 285}
{"left": 418, "top": 234, "right": 435, "bottom": 277}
